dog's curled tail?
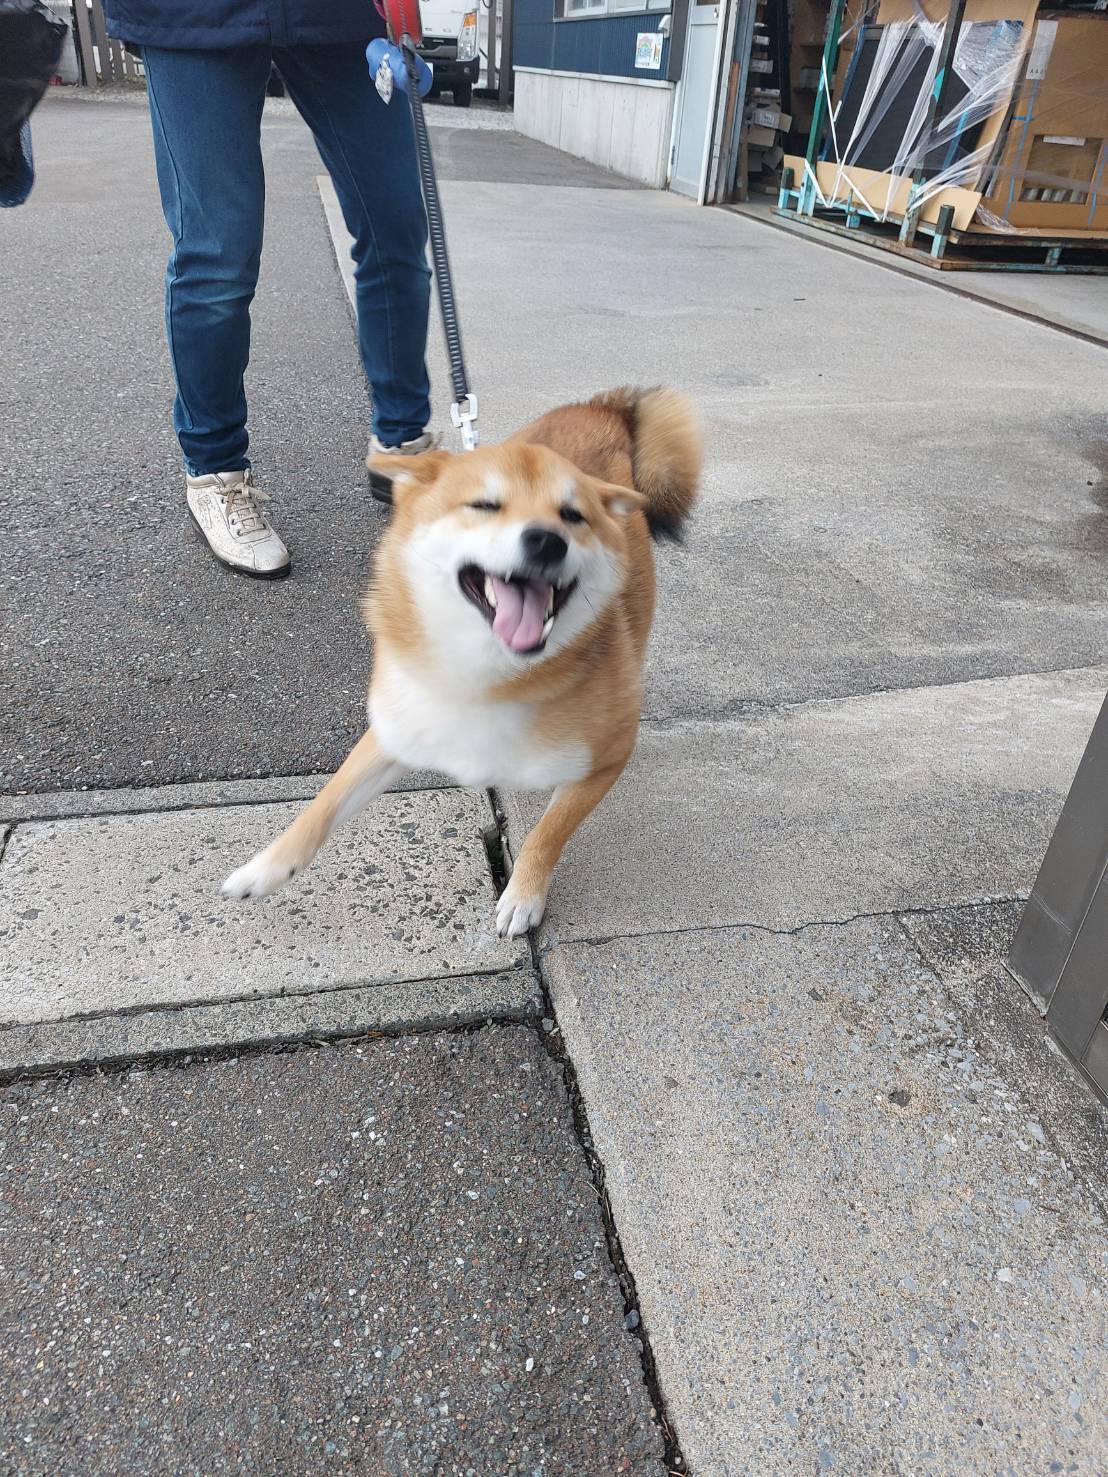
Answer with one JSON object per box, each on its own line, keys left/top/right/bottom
{"left": 591, "top": 386, "right": 703, "bottom": 542}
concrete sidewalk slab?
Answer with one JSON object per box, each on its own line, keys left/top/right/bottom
{"left": 543, "top": 922, "right": 1108, "bottom": 1477}
{"left": 504, "top": 665, "right": 1105, "bottom": 943}
{"left": 0, "top": 786, "right": 525, "bottom": 1028}
{"left": 0, "top": 1028, "right": 663, "bottom": 1473}
{"left": 0, "top": 970, "right": 541, "bottom": 1077}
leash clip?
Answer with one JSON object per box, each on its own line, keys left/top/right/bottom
{"left": 450, "top": 393, "right": 479, "bottom": 451}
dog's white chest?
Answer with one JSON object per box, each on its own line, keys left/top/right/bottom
{"left": 369, "top": 663, "right": 589, "bottom": 791}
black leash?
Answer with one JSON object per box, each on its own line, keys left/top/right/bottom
{"left": 400, "top": 38, "right": 478, "bottom": 452}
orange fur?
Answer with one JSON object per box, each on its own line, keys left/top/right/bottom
{"left": 223, "top": 387, "right": 703, "bottom": 936}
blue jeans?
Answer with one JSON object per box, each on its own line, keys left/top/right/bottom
{"left": 143, "top": 43, "right": 431, "bottom": 474}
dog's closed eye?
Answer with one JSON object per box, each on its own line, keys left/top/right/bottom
{"left": 559, "top": 506, "right": 586, "bottom": 526}
{"left": 468, "top": 500, "right": 502, "bottom": 512}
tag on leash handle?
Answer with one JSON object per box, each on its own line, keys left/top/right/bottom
{"left": 374, "top": 54, "right": 394, "bottom": 103}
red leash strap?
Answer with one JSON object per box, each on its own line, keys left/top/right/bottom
{"left": 377, "top": 0, "right": 423, "bottom": 46}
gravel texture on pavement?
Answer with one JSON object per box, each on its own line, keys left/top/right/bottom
{"left": 0, "top": 1027, "right": 662, "bottom": 1475}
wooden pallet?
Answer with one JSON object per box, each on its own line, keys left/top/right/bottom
{"left": 774, "top": 205, "right": 1108, "bottom": 273}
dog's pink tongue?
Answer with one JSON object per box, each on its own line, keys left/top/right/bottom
{"left": 490, "top": 576, "right": 549, "bottom": 652}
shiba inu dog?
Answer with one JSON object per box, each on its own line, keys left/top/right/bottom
{"left": 223, "top": 387, "right": 702, "bottom": 936}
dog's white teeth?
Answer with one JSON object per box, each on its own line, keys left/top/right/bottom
{"left": 546, "top": 589, "right": 555, "bottom": 617}
{"left": 484, "top": 575, "right": 497, "bottom": 609}
{"left": 542, "top": 615, "right": 554, "bottom": 640}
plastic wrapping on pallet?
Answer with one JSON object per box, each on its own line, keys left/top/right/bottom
{"left": 786, "top": 0, "right": 1108, "bottom": 241}
{"left": 827, "top": 13, "right": 1026, "bottom": 214}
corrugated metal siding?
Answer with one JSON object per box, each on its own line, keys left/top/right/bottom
{"left": 514, "top": 0, "right": 670, "bottom": 79}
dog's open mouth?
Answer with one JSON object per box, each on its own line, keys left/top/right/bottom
{"left": 459, "top": 565, "right": 578, "bottom": 654}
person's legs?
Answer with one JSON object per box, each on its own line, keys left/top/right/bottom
{"left": 143, "top": 45, "right": 271, "bottom": 475}
{"left": 274, "top": 44, "right": 431, "bottom": 447}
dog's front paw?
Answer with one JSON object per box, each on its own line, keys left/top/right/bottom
{"left": 222, "top": 849, "right": 299, "bottom": 901}
{"left": 496, "top": 880, "right": 548, "bottom": 938}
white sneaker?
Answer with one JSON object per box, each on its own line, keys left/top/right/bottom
{"left": 186, "top": 469, "right": 290, "bottom": 579}
{"left": 367, "top": 431, "right": 438, "bottom": 504}
{"left": 368, "top": 430, "right": 438, "bottom": 457}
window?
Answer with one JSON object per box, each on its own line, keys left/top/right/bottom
{"left": 554, "top": 0, "right": 668, "bottom": 17}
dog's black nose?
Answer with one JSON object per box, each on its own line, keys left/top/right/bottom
{"left": 521, "top": 526, "right": 568, "bottom": 567}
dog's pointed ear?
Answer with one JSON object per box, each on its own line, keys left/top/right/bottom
{"left": 366, "top": 448, "right": 452, "bottom": 499}
{"left": 597, "top": 482, "right": 647, "bottom": 518}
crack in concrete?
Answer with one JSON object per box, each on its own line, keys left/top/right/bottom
{"left": 536, "top": 894, "right": 1029, "bottom": 956}
{"left": 524, "top": 930, "right": 687, "bottom": 1474}
{"left": 0, "top": 775, "right": 460, "bottom": 828}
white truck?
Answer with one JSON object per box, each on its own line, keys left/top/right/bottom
{"left": 416, "top": 0, "right": 479, "bottom": 107}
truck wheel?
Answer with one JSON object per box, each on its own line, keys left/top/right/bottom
{"left": 453, "top": 83, "right": 472, "bottom": 108}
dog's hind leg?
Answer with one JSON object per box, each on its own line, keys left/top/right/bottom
{"left": 222, "top": 729, "right": 404, "bottom": 900}
{"left": 496, "top": 759, "right": 627, "bottom": 938}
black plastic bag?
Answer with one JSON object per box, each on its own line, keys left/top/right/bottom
{"left": 0, "top": 0, "right": 67, "bottom": 206}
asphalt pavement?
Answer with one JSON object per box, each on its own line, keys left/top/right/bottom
{"left": 0, "top": 1028, "right": 662, "bottom": 1474}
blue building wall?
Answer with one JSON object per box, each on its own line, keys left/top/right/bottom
{"left": 514, "top": 0, "right": 671, "bottom": 79}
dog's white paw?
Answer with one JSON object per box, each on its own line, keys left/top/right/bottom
{"left": 222, "top": 849, "right": 299, "bottom": 901}
{"left": 496, "top": 882, "right": 548, "bottom": 938}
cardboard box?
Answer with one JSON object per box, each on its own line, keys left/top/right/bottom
{"left": 981, "top": 14, "right": 1108, "bottom": 233}
{"left": 750, "top": 105, "right": 793, "bottom": 131}
{"left": 747, "top": 124, "right": 779, "bottom": 148}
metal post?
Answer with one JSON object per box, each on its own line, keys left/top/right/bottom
{"left": 900, "top": 0, "right": 967, "bottom": 246}
{"left": 1008, "top": 685, "right": 1108, "bottom": 1101}
{"left": 777, "top": 164, "right": 795, "bottom": 210}
{"left": 931, "top": 201, "right": 954, "bottom": 258}
{"left": 1009, "top": 690, "right": 1108, "bottom": 1013}
{"left": 497, "top": 0, "right": 513, "bottom": 106}
{"left": 88, "top": 0, "right": 114, "bottom": 84}
{"left": 107, "top": 36, "right": 127, "bottom": 81}
{"left": 486, "top": 0, "right": 497, "bottom": 96}
{"left": 666, "top": 0, "right": 691, "bottom": 84}
{"left": 714, "top": 0, "right": 759, "bottom": 203}
{"left": 799, "top": 0, "right": 848, "bottom": 214}
{"left": 72, "top": 0, "right": 97, "bottom": 88}
{"left": 705, "top": 0, "right": 742, "bottom": 203}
